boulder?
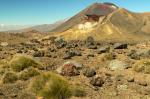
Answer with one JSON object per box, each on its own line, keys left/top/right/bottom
{"left": 54, "top": 37, "right": 67, "bottom": 49}
{"left": 56, "top": 61, "right": 83, "bottom": 76}
{"left": 83, "top": 68, "right": 96, "bottom": 77}
{"left": 86, "top": 36, "right": 97, "bottom": 49}
{"left": 127, "top": 50, "right": 140, "bottom": 60}
{"left": 108, "top": 60, "right": 129, "bottom": 71}
{"left": 63, "top": 50, "right": 82, "bottom": 59}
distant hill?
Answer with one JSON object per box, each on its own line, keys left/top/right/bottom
{"left": 22, "top": 19, "right": 68, "bottom": 33}
{"left": 3, "top": 19, "right": 68, "bottom": 33}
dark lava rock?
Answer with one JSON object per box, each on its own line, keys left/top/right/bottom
{"left": 54, "top": 37, "right": 67, "bottom": 49}
{"left": 97, "top": 46, "right": 110, "bottom": 54}
{"left": 63, "top": 53, "right": 72, "bottom": 59}
{"left": 33, "top": 50, "right": 45, "bottom": 57}
{"left": 86, "top": 36, "right": 95, "bottom": 45}
{"left": 113, "top": 43, "right": 128, "bottom": 49}
{"left": 83, "top": 68, "right": 96, "bottom": 77}
{"left": 63, "top": 50, "right": 82, "bottom": 59}
{"left": 90, "top": 76, "right": 104, "bottom": 87}
{"left": 127, "top": 50, "right": 140, "bottom": 60}
{"left": 86, "top": 36, "right": 97, "bottom": 49}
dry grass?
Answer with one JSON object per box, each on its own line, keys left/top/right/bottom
{"left": 2, "top": 72, "right": 18, "bottom": 84}
{"left": 133, "top": 59, "right": 150, "bottom": 74}
{"left": 30, "top": 72, "right": 72, "bottom": 99}
{"left": 9, "top": 54, "right": 43, "bottom": 72}
{"left": 19, "top": 67, "right": 40, "bottom": 80}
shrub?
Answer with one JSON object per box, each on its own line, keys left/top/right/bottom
{"left": 133, "top": 59, "right": 150, "bottom": 74}
{"left": 19, "top": 67, "right": 40, "bottom": 80}
{"left": 9, "top": 54, "right": 43, "bottom": 72}
{"left": 3, "top": 72, "right": 18, "bottom": 84}
{"left": 30, "top": 72, "right": 72, "bottom": 99}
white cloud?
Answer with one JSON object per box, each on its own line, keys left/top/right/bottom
{"left": 0, "top": 24, "right": 4, "bottom": 27}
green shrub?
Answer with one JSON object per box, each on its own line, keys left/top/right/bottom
{"left": 30, "top": 72, "right": 72, "bottom": 99}
{"left": 9, "top": 54, "right": 43, "bottom": 72}
{"left": 3, "top": 72, "right": 18, "bottom": 84}
{"left": 19, "top": 67, "right": 40, "bottom": 80}
{"left": 133, "top": 59, "right": 150, "bottom": 74}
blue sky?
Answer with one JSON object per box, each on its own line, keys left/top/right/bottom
{"left": 0, "top": 0, "right": 150, "bottom": 25}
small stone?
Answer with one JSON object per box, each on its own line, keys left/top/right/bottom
{"left": 137, "top": 80, "right": 147, "bottom": 86}
{"left": 113, "top": 43, "right": 128, "bottom": 49}
{"left": 83, "top": 68, "right": 96, "bottom": 77}
{"left": 63, "top": 53, "right": 72, "bottom": 59}
{"left": 97, "top": 46, "right": 110, "bottom": 54}
{"left": 127, "top": 50, "right": 140, "bottom": 60}
{"left": 108, "top": 60, "right": 129, "bottom": 71}
{"left": 127, "top": 76, "right": 134, "bottom": 82}
{"left": 90, "top": 76, "right": 104, "bottom": 87}
{"left": 0, "top": 42, "right": 8, "bottom": 47}
{"left": 117, "top": 85, "right": 128, "bottom": 91}
{"left": 33, "top": 50, "right": 45, "bottom": 57}
{"left": 63, "top": 50, "right": 81, "bottom": 59}
{"left": 55, "top": 37, "right": 67, "bottom": 49}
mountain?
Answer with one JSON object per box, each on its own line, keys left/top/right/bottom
{"left": 0, "top": 25, "right": 32, "bottom": 32}
{"left": 22, "top": 19, "right": 68, "bottom": 33}
{"left": 2, "top": 19, "right": 68, "bottom": 33}
{"left": 51, "top": 3, "right": 150, "bottom": 42}
{"left": 52, "top": 3, "right": 118, "bottom": 32}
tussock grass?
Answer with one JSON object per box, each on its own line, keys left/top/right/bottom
{"left": 2, "top": 72, "right": 18, "bottom": 84}
{"left": 133, "top": 59, "right": 150, "bottom": 74}
{"left": 19, "top": 67, "right": 40, "bottom": 80}
{"left": 30, "top": 72, "right": 72, "bottom": 99}
{"left": 9, "top": 54, "right": 43, "bottom": 72}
